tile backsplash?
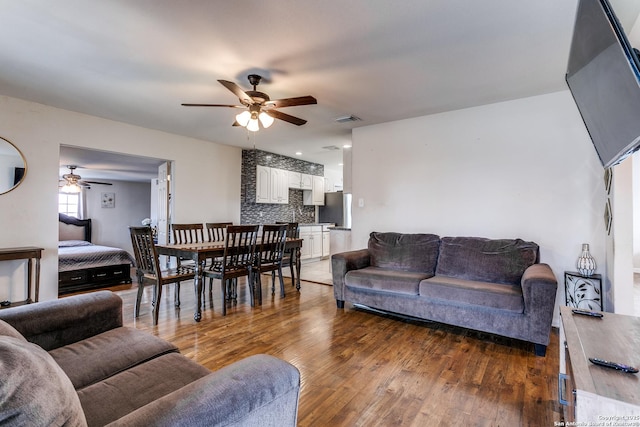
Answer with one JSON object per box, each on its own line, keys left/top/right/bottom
{"left": 241, "top": 149, "right": 324, "bottom": 224}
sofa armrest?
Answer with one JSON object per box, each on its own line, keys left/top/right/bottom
{"left": 0, "top": 291, "right": 123, "bottom": 351}
{"left": 107, "top": 354, "right": 301, "bottom": 427}
{"left": 521, "top": 263, "right": 558, "bottom": 345}
{"left": 332, "top": 249, "right": 371, "bottom": 305}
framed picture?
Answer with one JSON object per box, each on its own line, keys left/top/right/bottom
{"left": 565, "top": 271, "right": 603, "bottom": 311}
{"left": 101, "top": 192, "right": 115, "bottom": 208}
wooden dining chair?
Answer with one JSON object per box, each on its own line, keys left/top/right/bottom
{"left": 129, "top": 226, "right": 196, "bottom": 325}
{"left": 254, "top": 224, "right": 288, "bottom": 305}
{"left": 205, "top": 222, "right": 232, "bottom": 242}
{"left": 171, "top": 223, "right": 206, "bottom": 294}
{"left": 202, "top": 224, "right": 259, "bottom": 316}
{"left": 202, "top": 222, "right": 233, "bottom": 295}
{"left": 172, "top": 223, "right": 205, "bottom": 245}
{"left": 277, "top": 222, "right": 299, "bottom": 287}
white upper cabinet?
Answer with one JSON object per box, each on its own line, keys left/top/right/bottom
{"left": 288, "top": 171, "right": 302, "bottom": 189}
{"left": 288, "top": 172, "right": 313, "bottom": 190}
{"left": 303, "top": 175, "right": 325, "bottom": 206}
{"left": 271, "top": 168, "right": 289, "bottom": 204}
{"left": 256, "top": 166, "right": 289, "bottom": 204}
{"left": 312, "top": 175, "right": 324, "bottom": 205}
{"left": 300, "top": 174, "right": 313, "bottom": 190}
{"left": 256, "top": 165, "right": 271, "bottom": 203}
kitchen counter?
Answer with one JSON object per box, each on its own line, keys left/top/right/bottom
{"left": 298, "top": 223, "right": 334, "bottom": 233}
{"left": 328, "top": 226, "right": 351, "bottom": 231}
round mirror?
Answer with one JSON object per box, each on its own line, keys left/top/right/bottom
{"left": 0, "top": 136, "right": 27, "bottom": 195}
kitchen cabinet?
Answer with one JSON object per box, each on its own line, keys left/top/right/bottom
{"left": 303, "top": 175, "right": 325, "bottom": 206}
{"left": 288, "top": 171, "right": 302, "bottom": 189}
{"left": 288, "top": 172, "right": 314, "bottom": 191}
{"left": 324, "top": 176, "right": 343, "bottom": 193}
{"left": 329, "top": 228, "right": 352, "bottom": 256}
{"left": 256, "top": 165, "right": 289, "bottom": 204}
{"left": 256, "top": 165, "right": 271, "bottom": 203}
{"left": 300, "top": 225, "right": 323, "bottom": 260}
{"left": 300, "top": 174, "right": 313, "bottom": 190}
{"left": 312, "top": 176, "right": 325, "bottom": 204}
{"left": 322, "top": 230, "right": 330, "bottom": 258}
{"left": 270, "top": 168, "right": 289, "bottom": 204}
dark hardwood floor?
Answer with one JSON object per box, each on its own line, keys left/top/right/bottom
{"left": 75, "top": 276, "right": 563, "bottom": 426}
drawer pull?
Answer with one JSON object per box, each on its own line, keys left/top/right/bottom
{"left": 558, "top": 373, "right": 570, "bottom": 405}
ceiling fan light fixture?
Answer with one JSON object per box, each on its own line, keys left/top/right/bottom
{"left": 247, "top": 118, "right": 260, "bottom": 132}
{"left": 182, "top": 74, "right": 316, "bottom": 130}
{"left": 259, "top": 111, "right": 274, "bottom": 128}
{"left": 236, "top": 110, "right": 251, "bottom": 127}
{"left": 61, "top": 182, "right": 81, "bottom": 193}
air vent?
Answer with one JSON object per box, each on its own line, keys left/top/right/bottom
{"left": 335, "top": 115, "right": 362, "bottom": 123}
{"left": 322, "top": 145, "right": 341, "bottom": 151}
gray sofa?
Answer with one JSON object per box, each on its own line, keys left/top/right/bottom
{"left": 332, "top": 232, "right": 557, "bottom": 356}
{"left": 0, "top": 291, "right": 300, "bottom": 426}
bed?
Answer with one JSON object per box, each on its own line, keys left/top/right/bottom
{"left": 58, "top": 213, "right": 134, "bottom": 294}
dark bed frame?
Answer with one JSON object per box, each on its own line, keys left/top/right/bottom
{"left": 58, "top": 213, "right": 132, "bottom": 294}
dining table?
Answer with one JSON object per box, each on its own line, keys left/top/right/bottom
{"left": 155, "top": 237, "right": 303, "bottom": 321}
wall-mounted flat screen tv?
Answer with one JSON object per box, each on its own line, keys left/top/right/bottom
{"left": 566, "top": 0, "right": 640, "bottom": 168}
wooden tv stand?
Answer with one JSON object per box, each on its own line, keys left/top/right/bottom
{"left": 559, "top": 306, "right": 640, "bottom": 423}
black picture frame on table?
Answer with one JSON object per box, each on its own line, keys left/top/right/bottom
{"left": 564, "top": 271, "right": 603, "bottom": 311}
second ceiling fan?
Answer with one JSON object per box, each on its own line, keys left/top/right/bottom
{"left": 181, "top": 74, "right": 317, "bottom": 131}
{"left": 60, "top": 165, "right": 112, "bottom": 191}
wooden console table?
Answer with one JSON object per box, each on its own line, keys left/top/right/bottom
{"left": 559, "top": 306, "right": 640, "bottom": 423}
{"left": 0, "top": 246, "right": 43, "bottom": 305}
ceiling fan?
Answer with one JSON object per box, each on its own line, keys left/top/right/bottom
{"left": 59, "top": 165, "right": 112, "bottom": 192}
{"left": 181, "top": 74, "right": 317, "bottom": 131}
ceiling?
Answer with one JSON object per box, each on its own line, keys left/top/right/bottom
{"left": 2, "top": 1, "right": 639, "bottom": 182}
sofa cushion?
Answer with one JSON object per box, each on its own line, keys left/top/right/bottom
{"left": 345, "top": 266, "right": 432, "bottom": 295}
{"left": 49, "top": 326, "right": 178, "bottom": 390}
{"left": 0, "top": 319, "right": 26, "bottom": 341}
{"left": 0, "top": 335, "right": 87, "bottom": 426}
{"left": 420, "top": 275, "right": 524, "bottom": 313}
{"left": 77, "top": 352, "right": 210, "bottom": 426}
{"left": 369, "top": 232, "right": 440, "bottom": 274}
{"left": 435, "top": 237, "right": 538, "bottom": 285}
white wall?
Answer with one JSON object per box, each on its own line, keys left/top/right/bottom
{"left": 0, "top": 95, "right": 241, "bottom": 302}
{"left": 84, "top": 180, "right": 151, "bottom": 254}
{"left": 351, "top": 90, "right": 608, "bottom": 326}
{"left": 632, "top": 154, "right": 640, "bottom": 271}
{"left": 609, "top": 157, "right": 635, "bottom": 315}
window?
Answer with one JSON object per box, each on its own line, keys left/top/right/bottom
{"left": 59, "top": 191, "right": 80, "bottom": 218}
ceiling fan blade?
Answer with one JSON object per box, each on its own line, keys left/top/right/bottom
{"left": 181, "top": 103, "right": 244, "bottom": 108}
{"left": 218, "top": 80, "right": 254, "bottom": 105}
{"left": 81, "top": 180, "right": 112, "bottom": 186}
{"left": 232, "top": 120, "right": 241, "bottom": 127}
{"left": 267, "top": 110, "right": 308, "bottom": 126}
{"left": 266, "top": 96, "right": 317, "bottom": 109}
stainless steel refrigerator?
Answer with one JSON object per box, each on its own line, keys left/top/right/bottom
{"left": 318, "top": 191, "right": 352, "bottom": 228}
